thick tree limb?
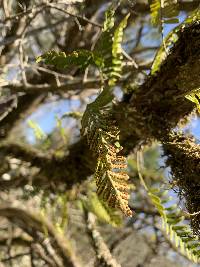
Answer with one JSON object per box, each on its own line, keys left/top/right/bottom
{"left": 116, "top": 21, "right": 200, "bottom": 145}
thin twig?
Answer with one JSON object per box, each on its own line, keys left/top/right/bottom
{"left": 85, "top": 211, "right": 121, "bottom": 267}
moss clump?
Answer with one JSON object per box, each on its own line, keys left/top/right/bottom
{"left": 163, "top": 133, "right": 200, "bottom": 235}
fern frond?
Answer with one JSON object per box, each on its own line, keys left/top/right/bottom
{"left": 149, "top": 188, "right": 200, "bottom": 263}
{"left": 80, "top": 8, "right": 131, "bottom": 216}
{"left": 82, "top": 192, "right": 122, "bottom": 227}
{"left": 137, "top": 152, "right": 200, "bottom": 263}
{"left": 185, "top": 89, "right": 200, "bottom": 113}
{"left": 150, "top": 0, "right": 161, "bottom": 27}
{"left": 37, "top": 7, "right": 129, "bottom": 86}
{"left": 151, "top": 28, "right": 178, "bottom": 74}
{"left": 36, "top": 50, "right": 96, "bottom": 70}
{"left": 81, "top": 90, "right": 132, "bottom": 217}
{"left": 38, "top": 7, "right": 132, "bottom": 216}
{"left": 151, "top": 8, "right": 200, "bottom": 74}
{"left": 96, "top": 9, "right": 129, "bottom": 85}
{"left": 28, "top": 120, "right": 46, "bottom": 140}
{"left": 102, "top": 7, "right": 115, "bottom": 32}
{"left": 109, "top": 13, "right": 130, "bottom": 86}
{"left": 149, "top": 0, "right": 179, "bottom": 29}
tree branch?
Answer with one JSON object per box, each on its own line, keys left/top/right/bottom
{"left": 3, "top": 79, "right": 100, "bottom": 94}
{"left": 85, "top": 211, "right": 121, "bottom": 267}
{"left": 116, "top": 21, "right": 200, "bottom": 146}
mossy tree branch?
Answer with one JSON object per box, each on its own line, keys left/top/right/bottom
{"left": 116, "top": 21, "right": 200, "bottom": 145}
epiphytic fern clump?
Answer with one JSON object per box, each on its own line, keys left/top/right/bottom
{"left": 80, "top": 7, "right": 132, "bottom": 216}
{"left": 37, "top": 4, "right": 131, "bottom": 215}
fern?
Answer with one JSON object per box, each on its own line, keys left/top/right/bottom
{"left": 149, "top": 0, "right": 179, "bottom": 29}
{"left": 185, "top": 89, "right": 200, "bottom": 113}
{"left": 151, "top": 28, "right": 178, "bottom": 74}
{"left": 81, "top": 89, "right": 132, "bottom": 217}
{"left": 36, "top": 10, "right": 129, "bottom": 83}
{"left": 96, "top": 12, "right": 130, "bottom": 86}
{"left": 150, "top": 0, "right": 162, "bottom": 27}
{"left": 37, "top": 6, "right": 131, "bottom": 216}
{"left": 81, "top": 8, "right": 132, "bottom": 216}
{"left": 137, "top": 152, "right": 200, "bottom": 263}
{"left": 149, "top": 188, "right": 200, "bottom": 263}
{"left": 82, "top": 192, "right": 122, "bottom": 227}
{"left": 28, "top": 120, "right": 46, "bottom": 140}
{"left": 151, "top": 8, "right": 200, "bottom": 74}
{"left": 36, "top": 7, "right": 129, "bottom": 84}
{"left": 36, "top": 49, "right": 97, "bottom": 70}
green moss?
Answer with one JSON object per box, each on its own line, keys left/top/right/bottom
{"left": 163, "top": 133, "right": 200, "bottom": 235}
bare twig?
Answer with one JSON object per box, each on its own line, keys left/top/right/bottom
{"left": 85, "top": 211, "right": 121, "bottom": 267}
{"left": 3, "top": 79, "right": 101, "bottom": 93}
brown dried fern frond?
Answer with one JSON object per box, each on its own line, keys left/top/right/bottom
{"left": 82, "top": 106, "right": 132, "bottom": 217}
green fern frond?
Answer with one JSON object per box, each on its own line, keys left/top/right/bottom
{"left": 81, "top": 90, "right": 132, "bottom": 217}
{"left": 37, "top": 8, "right": 129, "bottom": 85}
{"left": 185, "top": 89, "right": 200, "bottom": 113}
{"left": 149, "top": 188, "right": 200, "bottom": 263}
{"left": 36, "top": 50, "right": 96, "bottom": 70}
{"left": 151, "top": 28, "right": 178, "bottom": 74}
{"left": 37, "top": 7, "right": 131, "bottom": 216}
{"left": 109, "top": 13, "right": 130, "bottom": 86}
{"left": 96, "top": 9, "right": 129, "bottom": 85}
{"left": 28, "top": 120, "right": 46, "bottom": 140}
{"left": 102, "top": 7, "right": 115, "bottom": 32}
{"left": 150, "top": 0, "right": 161, "bottom": 27}
{"left": 137, "top": 152, "right": 200, "bottom": 263}
{"left": 82, "top": 192, "right": 122, "bottom": 227}
{"left": 151, "top": 8, "right": 200, "bottom": 74}
{"left": 149, "top": 0, "right": 179, "bottom": 29}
